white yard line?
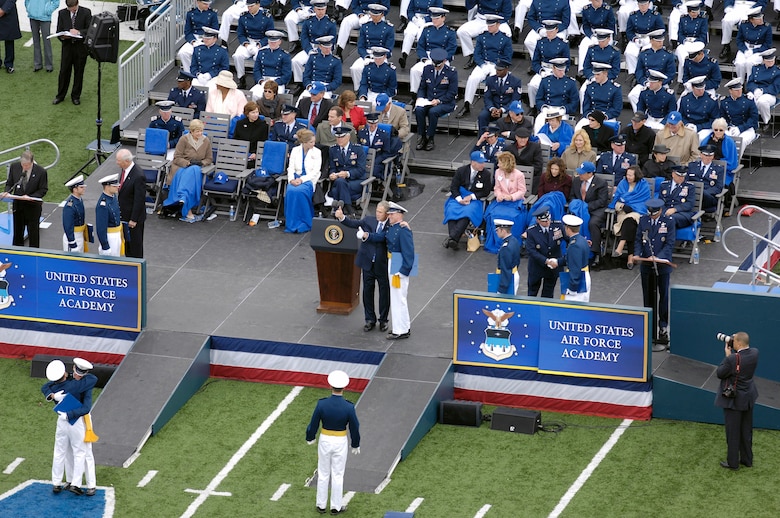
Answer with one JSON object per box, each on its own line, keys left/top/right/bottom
{"left": 474, "top": 504, "right": 492, "bottom": 517}
{"left": 269, "top": 483, "right": 291, "bottom": 501}
{"left": 406, "top": 497, "right": 424, "bottom": 512}
{"left": 342, "top": 491, "right": 356, "bottom": 507}
{"left": 179, "top": 386, "right": 303, "bottom": 518}
{"left": 548, "top": 419, "right": 633, "bottom": 518}
{"left": 2, "top": 458, "right": 24, "bottom": 474}
{"left": 137, "top": 470, "right": 158, "bottom": 487}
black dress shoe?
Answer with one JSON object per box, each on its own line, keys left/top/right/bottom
{"left": 424, "top": 138, "right": 435, "bottom": 151}
{"left": 448, "top": 238, "right": 459, "bottom": 250}
{"left": 396, "top": 18, "right": 408, "bottom": 33}
{"left": 72, "top": 98, "right": 81, "bottom": 105}
{"left": 86, "top": 488, "right": 97, "bottom": 496}
{"left": 237, "top": 76, "right": 246, "bottom": 89}
{"left": 464, "top": 56, "right": 475, "bottom": 69}
{"left": 289, "top": 41, "right": 301, "bottom": 54}
{"left": 387, "top": 331, "right": 410, "bottom": 340}
{"left": 718, "top": 44, "right": 731, "bottom": 62}
{"left": 317, "top": 506, "right": 327, "bottom": 514}
{"left": 52, "top": 485, "right": 63, "bottom": 494}
{"left": 720, "top": 461, "right": 738, "bottom": 471}
{"left": 512, "top": 27, "right": 520, "bottom": 43}
{"left": 399, "top": 53, "right": 407, "bottom": 69}
{"left": 442, "top": 237, "right": 450, "bottom": 248}
{"left": 34, "top": 67, "right": 42, "bottom": 72}
{"left": 740, "top": 460, "right": 752, "bottom": 467}
{"left": 67, "top": 485, "right": 84, "bottom": 495}
{"left": 46, "top": 68, "right": 53, "bottom": 72}
{"left": 455, "top": 104, "right": 470, "bottom": 118}
{"left": 52, "top": 97, "right": 64, "bottom": 105}
{"left": 379, "top": 322, "right": 388, "bottom": 332}
{"left": 589, "top": 255, "right": 601, "bottom": 270}
{"left": 363, "top": 322, "right": 376, "bottom": 332}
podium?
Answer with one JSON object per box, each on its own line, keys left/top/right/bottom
{"left": 310, "top": 217, "right": 361, "bottom": 314}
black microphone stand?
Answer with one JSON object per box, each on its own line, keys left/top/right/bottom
{"left": 643, "top": 227, "right": 663, "bottom": 346}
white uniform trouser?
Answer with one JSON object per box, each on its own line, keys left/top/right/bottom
{"left": 514, "top": 0, "right": 532, "bottom": 31}
{"left": 193, "top": 73, "right": 216, "bottom": 89}
{"left": 389, "top": 266, "right": 410, "bottom": 334}
{"left": 510, "top": 271, "right": 520, "bottom": 295}
{"left": 219, "top": 1, "right": 247, "bottom": 41}
{"left": 401, "top": 15, "right": 427, "bottom": 55}
{"left": 524, "top": 29, "right": 570, "bottom": 61}
{"left": 563, "top": 270, "right": 591, "bottom": 301}
{"left": 66, "top": 417, "right": 88, "bottom": 488}
{"left": 292, "top": 48, "right": 315, "bottom": 83}
{"left": 52, "top": 417, "right": 72, "bottom": 485}
{"left": 465, "top": 63, "right": 496, "bottom": 104}
{"left": 577, "top": 36, "right": 597, "bottom": 74}
{"left": 62, "top": 232, "right": 85, "bottom": 253}
{"left": 753, "top": 91, "right": 778, "bottom": 124}
{"left": 729, "top": 127, "right": 757, "bottom": 155}
{"left": 735, "top": 50, "right": 762, "bottom": 84}
{"left": 317, "top": 434, "right": 348, "bottom": 511}
{"left": 285, "top": 7, "right": 314, "bottom": 42}
{"left": 568, "top": 0, "right": 589, "bottom": 35}
{"left": 627, "top": 84, "right": 645, "bottom": 112}
{"left": 666, "top": 5, "right": 686, "bottom": 43}
{"left": 625, "top": 36, "right": 650, "bottom": 74}
{"left": 409, "top": 59, "right": 430, "bottom": 93}
{"left": 233, "top": 42, "right": 261, "bottom": 79}
{"left": 527, "top": 68, "right": 551, "bottom": 108}
{"left": 721, "top": 4, "right": 751, "bottom": 45}
{"left": 350, "top": 56, "right": 372, "bottom": 89}
{"left": 617, "top": 1, "right": 638, "bottom": 32}
{"left": 456, "top": 16, "right": 512, "bottom": 57}
{"left": 249, "top": 79, "right": 286, "bottom": 100}
{"left": 98, "top": 228, "right": 122, "bottom": 257}
{"left": 336, "top": 13, "right": 371, "bottom": 50}
{"left": 177, "top": 38, "right": 203, "bottom": 74}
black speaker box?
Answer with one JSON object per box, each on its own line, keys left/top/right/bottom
{"left": 86, "top": 13, "right": 120, "bottom": 63}
{"left": 439, "top": 400, "right": 482, "bottom": 426}
{"left": 490, "top": 407, "right": 541, "bottom": 434}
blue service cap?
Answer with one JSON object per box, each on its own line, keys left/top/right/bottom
{"left": 470, "top": 150, "right": 487, "bottom": 163}
{"left": 576, "top": 162, "right": 596, "bottom": 175}
{"left": 214, "top": 172, "right": 229, "bottom": 184}
{"left": 366, "top": 111, "right": 380, "bottom": 122}
{"left": 495, "top": 58, "right": 511, "bottom": 69}
{"left": 281, "top": 104, "right": 298, "bottom": 115}
{"left": 646, "top": 198, "right": 664, "bottom": 212}
{"left": 533, "top": 205, "right": 551, "bottom": 219}
{"left": 430, "top": 48, "right": 448, "bottom": 64}
{"left": 610, "top": 134, "right": 627, "bottom": 145}
{"left": 333, "top": 126, "right": 351, "bottom": 137}
{"left": 485, "top": 125, "right": 500, "bottom": 135}
{"left": 177, "top": 69, "right": 196, "bottom": 81}
{"left": 671, "top": 164, "right": 688, "bottom": 175}
{"left": 699, "top": 144, "right": 716, "bottom": 155}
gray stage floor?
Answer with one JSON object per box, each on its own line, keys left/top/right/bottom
{"left": 27, "top": 155, "right": 780, "bottom": 362}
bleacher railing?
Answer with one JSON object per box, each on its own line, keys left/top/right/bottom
{"left": 722, "top": 205, "right": 780, "bottom": 286}
{"left": 1, "top": 139, "right": 61, "bottom": 188}
{"left": 118, "top": 0, "right": 189, "bottom": 130}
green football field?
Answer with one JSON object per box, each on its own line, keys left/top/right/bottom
{"left": 2, "top": 357, "right": 779, "bottom": 517}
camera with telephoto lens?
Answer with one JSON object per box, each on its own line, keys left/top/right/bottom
{"left": 716, "top": 332, "right": 733, "bottom": 346}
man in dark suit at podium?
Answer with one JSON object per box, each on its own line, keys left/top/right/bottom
{"left": 715, "top": 331, "right": 759, "bottom": 471}
{"left": 1, "top": 151, "right": 48, "bottom": 247}
{"left": 335, "top": 201, "right": 391, "bottom": 332}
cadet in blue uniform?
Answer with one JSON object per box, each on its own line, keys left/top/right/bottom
{"left": 458, "top": 15, "right": 513, "bottom": 118}
{"left": 306, "top": 370, "right": 360, "bottom": 515}
{"left": 535, "top": 58, "right": 579, "bottom": 128}
{"left": 232, "top": 0, "right": 274, "bottom": 88}
{"left": 720, "top": 78, "right": 759, "bottom": 151}
{"left": 149, "top": 100, "right": 185, "bottom": 148}
{"left": 523, "top": 0, "right": 571, "bottom": 60}
{"left": 746, "top": 48, "right": 780, "bottom": 131}
{"left": 408, "top": 8, "right": 457, "bottom": 92}
{"left": 494, "top": 219, "right": 521, "bottom": 295}
{"left": 672, "top": 2, "right": 708, "bottom": 82}
{"left": 477, "top": 59, "right": 522, "bottom": 134}
{"left": 578, "top": 0, "right": 617, "bottom": 74}
{"left": 526, "top": 20, "right": 570, "bottom": 111}
{"left": 191, "top": 28, "right": 229, "bottom": 87}
{"left": 595, "top": 134, "right": 637, "bottom": 185}
{"left": 635, "top": 70, "right": 678, "bottom": 129}
{"left": 624, "top": 0, "right": 665, "bottom": 75}
{"left": 335, "top": 0, "right": 391, "bottom": 51}
{"left": 579, "top": 62, "right": 622, "bottom": 127}
{"left": 250, "top": 30, "right": 292, "bottom": 97}
{"left": 659, "top": 165, "right": 697, "bottom": 229}
{"left": 525, "top": 205, "right": 563, "bottom": 298}
{"left": 270, "top": 104, "right": 307, "bottom": 150}
{"left": 414, "top": 48, "right": 457, "bottom": 152}
{"left": 471, "top": 125, "right": 507, "bottom": 166}
{"left": 301, "top": 36, "right": 342, "bottom": 97}
{"left": 559, "top": 213, "right": 590, "bottom": 301}
{"left": 681, "top": 41, "right": 721, "bottom": 95}
{"left": 630, "top": 28, "right": 676, "bottom": 92}
{"left": 357, "top": 112, "right": 394, "bottom": 177}
{"left": 95, "top": 174, "right": 122, "bottom": 257}
{"left": 457, "top": 0, "right": 513, "bottom": 62}
{"left": 687, "top": 144, "right": 725, "bottom": 211}
{"left": 62, "top": 175, "right": 87, "bottom": 252}
{"left": 382, "top": 201, "right": 414, "bottom": 339}
{"left": 629, "top": 198, "right": 675, "bottom": 347}
{"left": 734, "top": 8, "right": 773, "bottom": 83}
{"left": 678, "top": 75, "right": 721, "bottom": 141}
{"left": 349, "top": 5, "right": 394, "bottom": 88}
{"left": 357, "top": 47, "right": 397, "bottom": 102}
{"left": 292, "top": 0, "right": 337, "bottom": 84}
{"left": 400, "top": 0, "right": 443, "bottom": 62}
{"left": 580, "top": 29, "right": 621, "bottom": 82}
{"left": 177, "top": 0, "right": 220, "bottom": 73}
{"left": 328, "top": 127, "right": 368, "bottom": 213}
{"left": 168, "top": 70, "right": 207, "bottom": 119}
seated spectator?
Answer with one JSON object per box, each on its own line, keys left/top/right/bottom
{"left": 414, "top": 48, "right": 458, "bottom": 152}
{"left": 270, "top": 104, "right": 308, "bottom": 151}
{"left": 177, "top": 0, "right": 219, "bottom": 74}
{"left": 535, "top": 107, "right": 573, "bottom": 158}
{"left": 206, "top": 71, "right": 247, "bottom": 119}
{"left": 686, "top": 144, "right": 725, "bottom": 211}
{"left": 358, "top": 112, "right": 395, "bottom": 178}
{"left": 168, "top": 70, "right": 207, "bottom": 119}
{"left": 233, "top": 101, "right": 269, "bottom": 168}
{"left": 595, "top": 134, "right": 637, "bottom": 185}
{"left": 700, "top": 118, "right": 740, "bottom": 186}
{"left": 654, "top": 110, "right": 700, "bottom": 165}
{"left": 168, "top": 119, "right": 213, "bottom": 185}
{"left": 582, "top": 109, "right": 614, "bottom": 154}
{"left": 570, "top": 160, "right": 609, "bottom": 269}
{"left": 609, "top": 165, "right": 651, "bottom": 259}
{"left": 255, "top": 79, "right": 282, "bottom": 120}
{"left": 483, "top": 151, "right": 528, "bottom": 254}
{"left": 719, "top": 78, "right": 759, "bottom": 154}
{"left": 149, "top": 100, "right": 185, "bottom": 148}
{"left": 357, "top": 46, "right": 397, "bottom": 103}
{"left": 496, "top": 101, "right": 533, "bottom": 140}
{"left": 284, "top": 129, "right": 322, "bottom": 233}
{"left": 375, "top": 93, "right": 411, "bottom": 139}
{"left": 561, "top": 129, "right": 597, "bottom": 172}
{"left": 643, "top": 144, "right": 674, "bottom": 179}
{"left": 472, "top": 125, "right": 508, "bottom": 166}
{"left": 316, "top": 106, "right": 356, "bottom": 166}
{"left": 658, "top": 165, "right": 697, "bottom": 229}
{"left": 506, "top": 127, "right": 543, "bottom": 191}
{"left": 624, "top": 111, "right": 657, "bottom": 166}
{"left": 232, "top": 0, "right": 274, "bottom": 89}
{"left": 249, "top": 30, "right": 292, "bottom": 98}
{"left": 191, "top": 28, "right": 230, "bottom": 88}
{"left": 297, "top": 81, "right": 333, "bottom": 129}
{"left": 164, "top": 119, "right": 213, "bottom": 220}
{"left": 339, "top": 90, "right": 367, "bottom": 131}
{"left": 327, "top": 126, "right": 367, "bottom": 215}
{"left": 442, "top": 150, "right": 493, "bottom": 250}
{"left": 477, "top": 59, "right": 523, "bottom": 134}
{"left": 537, "top": 157, "right": 572, "bottom": 199}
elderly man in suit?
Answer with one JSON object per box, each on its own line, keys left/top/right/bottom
{"left": 375, "top": 93, "right": 410, "bottom": 139}
{"left": 443, "top": 151, "right": 493, "bottom": 250}
{"left": 335, "top": 201, "right": 391, "bottom": 332}
{"left": 1, "top": 151, "right": 48, "bottom": 247}
{"left": 506, "top": 127, "right": 543, "bottom": 192}
{"left": 116, "top": 149, "right": 146, "bottom": 258}
{"left": 570, "top": 161, "right": 609, "bottom": 269}
{"left": 53, "top": 0, "right": 91, "bottom": 105}
{"left": 298, "top": 82, "right": 333, "bottom": 129}
{"left": 327, "top": 127, "right": 368, "bottom": 215}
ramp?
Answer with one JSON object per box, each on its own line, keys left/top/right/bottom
{"left": 653, "top": 354, "right": 780, "bottom": 430}
{"left": 92, "top": 330, "right": 211, "bottom": 467}
{"left": 340, "top": 354, "right": 454, "bottom": 493}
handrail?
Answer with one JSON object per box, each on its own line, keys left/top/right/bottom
{"left": 721, "top": 204, "right": 780, "bottom": 285}
{"left": 0, "top": 139, "right": 61, "bottom": 171}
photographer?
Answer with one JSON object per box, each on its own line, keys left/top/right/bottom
{"left": 714, "top": 332, "right": 759, "bottom": 470}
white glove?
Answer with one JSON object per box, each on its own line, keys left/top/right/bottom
{"left": 754, "top": 88, "right": 764, "bottom": 98}
{"left": 53, "top": 390, "right": 66, "bottom": 402}
{"left": 685, "top": 123, "right": 697, "bottom": 132}
{"left": 351, "top": 447, "right": 361, "bottom": 455}
{"left": 746, "top": 92, "right": 754, "bottom": 100}
{"left": 727, "top": 126, "right": 740, "bottom": 137}
{"left": 538, "top": 28, "right": 546, "bottom": 37}
{"left": 57, "top": 411, "right": 67, "bottom": 421}
{"left": 356, "top": 227, "right": 366, "bottom": 240}
{"left": 307, "top": 439, "right": 316, "bottom": 445}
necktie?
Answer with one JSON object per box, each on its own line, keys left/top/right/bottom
{"left": 377, "top": 221, "right": 384, "bottom": 233}
{"left": 71, "top": 11, "right": 76, "bottom": 28}
{"left": 342, "top": 147, "right": 348, "bottom": 162}
{"left": 581, "top": 180, "right": 587, "bottom": 200}
{"left": 613, "top": 154, "right": 618, "bottom": 167}
{"left": 310, "top": 103, "right": 318, "bottom": 127}
{"left": 22, "top": 170, "right": 30, "bottom": 190}
{"left": 120, "top": 169, "right": 127, "bottom": 189}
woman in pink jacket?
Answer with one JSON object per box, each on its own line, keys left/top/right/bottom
{"left": 484, "top": 151, "right": 528, "bottom": 253}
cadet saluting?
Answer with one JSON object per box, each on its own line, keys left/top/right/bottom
{"left": 306, "top": 370, "right": 360, "bottom": 515}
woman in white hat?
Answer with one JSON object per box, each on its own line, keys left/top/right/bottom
{"left": 206, "top": 70, "right": 247, "bottom": 119}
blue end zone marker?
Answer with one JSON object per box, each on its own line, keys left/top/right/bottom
{"left": 0, "top": 480, "right": 112, "bottom": 518}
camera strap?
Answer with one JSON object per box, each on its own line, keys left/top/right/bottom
{"left": 734, "top": 352, "right": 740, "bottom": 384}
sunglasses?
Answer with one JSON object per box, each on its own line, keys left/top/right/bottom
{"left": 713, "top": 128, "right": 725, "bottom": 132}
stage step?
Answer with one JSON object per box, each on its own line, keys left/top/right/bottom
{"left": 91, "top": 330, "right": 211, "bottom": 467}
